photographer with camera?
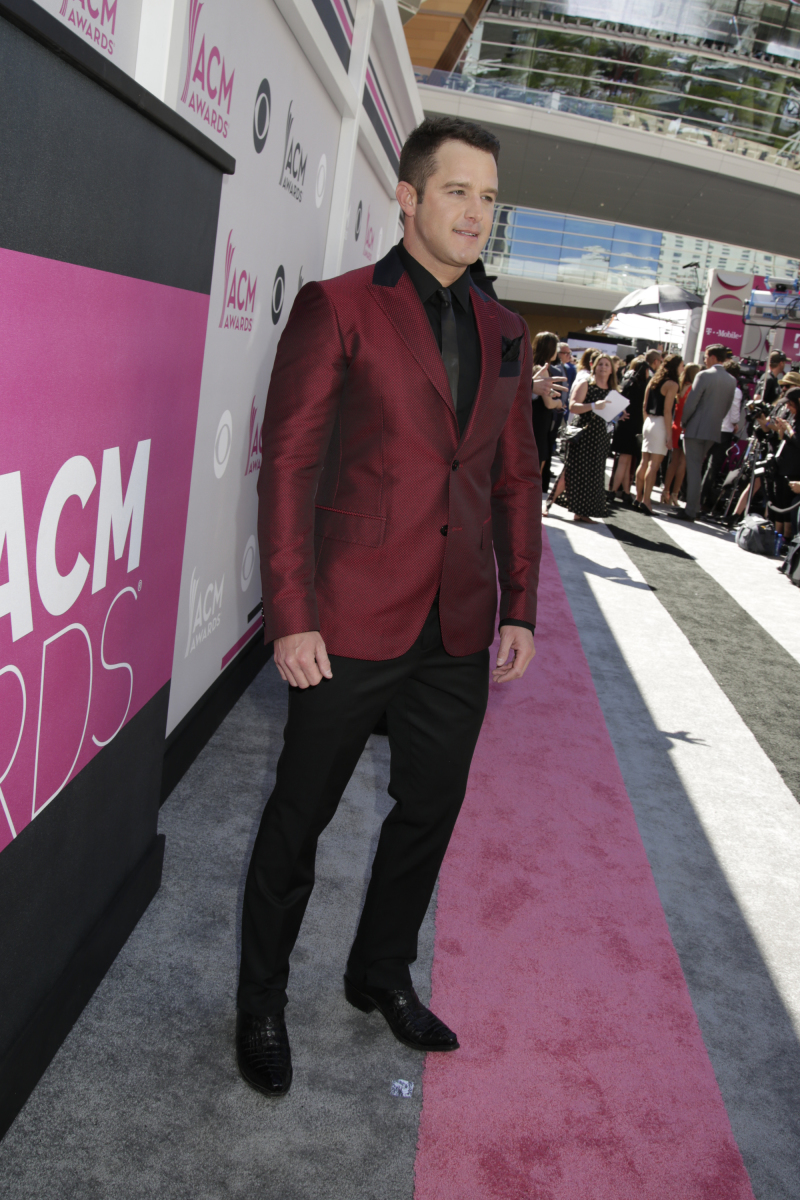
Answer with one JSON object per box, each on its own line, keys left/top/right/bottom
{"left": 670, "top": 344, "right": 735, "bottom": 523}
{"left": 729, "top": 370, "right": 800, "bottom": 524}
{"left": 771, "top": 387, "right": 800, "bottom": 544}
{"left": 757, "top": 349, "right": 787, "bottom": 408}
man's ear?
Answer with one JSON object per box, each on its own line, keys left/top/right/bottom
{"left": 396, "top": 180, "right": 418, "bottom": 218}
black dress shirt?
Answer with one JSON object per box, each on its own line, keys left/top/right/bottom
{"left": 397, "top": 241, "right": 480, "bottom": 436}
{"left": 398, "top": 241, "right": 534, "bottom": 638}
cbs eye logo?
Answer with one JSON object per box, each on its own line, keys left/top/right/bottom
{"left": 271, "top": 265, "right": 285, "bottom": 325}
{"left": 253, "top": 79, "right": 271, "bottom": 153}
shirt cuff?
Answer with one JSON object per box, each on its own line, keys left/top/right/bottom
{"left": 498, "top": 619, "right": 535, "bottom": 636}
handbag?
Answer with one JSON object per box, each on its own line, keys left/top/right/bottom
{"left": 559, "top": 423, "right": 585, "bottom": 456}
{"left": 780, "top": 533, "right": 800, "bottom": 584}
{"left": 734, "top": 513, "right": 775, "bottom": 556}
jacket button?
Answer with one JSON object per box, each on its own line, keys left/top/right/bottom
{"left": 452, "top": 459, "right": 460, "bottom": 471}
{"left": 440, "top": 525, "right": 448, "bottom": 536}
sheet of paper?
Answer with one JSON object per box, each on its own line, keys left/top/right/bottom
{"left": 594, "top": 389, "right": 630, "bottom": 423}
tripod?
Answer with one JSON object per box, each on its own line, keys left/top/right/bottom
{"left": 719, "top": 433, "right": 770, "bottom": 527}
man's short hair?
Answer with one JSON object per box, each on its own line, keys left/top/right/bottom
{"left": 558, "top": 342, "right": 570, "bottom": 352}
{"left": 706, "top": 344, "right": 730, "bottom": 362}
{"left": 645, "top": 349, "right": 662, "bottom": 366}
{"left": 769, "top": 350, "right": 787, "bottom": 368}
{"left": 399, "top": 117, "right": 501, "bottom": 201}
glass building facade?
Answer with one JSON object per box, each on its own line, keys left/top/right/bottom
{"left": 417, "top": 0, "right": 800, "bottom": 168}
{"left": 485, "top": 203, "right": 800, "bottom": 291}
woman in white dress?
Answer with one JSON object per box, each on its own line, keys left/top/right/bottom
{"left": 634, "top": 353, "right": 682, "bottom": 515}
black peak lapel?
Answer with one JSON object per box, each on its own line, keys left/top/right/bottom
{"left": 372, "top": 246, "right": 405, "bottom": 288}
{"left": 459, "top": 280, "right": 501, "bottom": 448}
{"left": 368, "top": 266, "right": 457, "bottom": 418}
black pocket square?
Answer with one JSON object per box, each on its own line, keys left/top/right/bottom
{"left": 501, "top": 335, "right": 523, "bottom": 363}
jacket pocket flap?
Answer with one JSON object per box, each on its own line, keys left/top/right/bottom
{"left": 499, "top": 361, "right": 522, "bottom": 377}
{"left": 315, "top": 506, "right": 386, "bottom": 547}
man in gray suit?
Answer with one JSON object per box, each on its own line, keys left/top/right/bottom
{"left": 670, "top": 344, "right": 736, "bottom": 523}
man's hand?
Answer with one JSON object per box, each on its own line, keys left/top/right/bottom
{"left": 533, "top": 366, "right": 566, "bottom": 401}
{"left": 274, "top": 631, "right": 332, "bottom": 688}
{"left": 493, "top": 626, "right": 536, "bottom": 684}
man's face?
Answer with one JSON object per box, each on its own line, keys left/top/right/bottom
{"left": 651, "top": 355, "right": 663, "bottom": 371}
{"left": 399, "top": 140, "right": 498, "bottom": 271}
{"left": 704, "top": 350, "right": 716, "bottom": 368}
{"left": 559, "top": 348, "right": 572, "bottom": 364}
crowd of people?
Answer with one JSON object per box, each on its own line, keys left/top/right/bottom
{"left": 532, "top": 335, "right": 800, "bottom": 552}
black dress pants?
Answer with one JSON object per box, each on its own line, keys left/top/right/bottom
{"left": 701, "top": 431, "right": 733, "bottom": 510}
{"left": 532, "top": 397, "right": 552, "bottom": 492}
{"left": 237, "top": 600, "right": 490, "bottom": 1016}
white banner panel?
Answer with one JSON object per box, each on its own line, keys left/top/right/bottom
{"left": 34, "top": 0, "right": 143, "bottom": 75}
{"left": 340, "top": 143, "right": 397, "bottom": 275}
{"left": 165, "top": 0, "right": 341, "bottom": 733}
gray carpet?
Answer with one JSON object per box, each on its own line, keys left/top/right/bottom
{"left": 608, "top": 504, "right": 800, "bottom": 802}
{"left": 547, "top": 517, "right": 800, "bottom": 1200}
{"left": 0, "top": 665, "right": 433, "bottom": 1200}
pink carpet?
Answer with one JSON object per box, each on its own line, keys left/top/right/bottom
{"left": 413, "top": 531, "right": 754, "bottom": 1199}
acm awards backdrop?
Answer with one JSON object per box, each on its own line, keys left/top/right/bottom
{"left": 340, "top": 145, "right": 399, "bottom": 277}
{"left": 34, "top": 0, "right": 144, "bottom": 75}
{"left": 165, "top": 0, "right": 343, "bottom": 733}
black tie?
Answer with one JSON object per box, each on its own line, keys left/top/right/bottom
{"left": 438, "top": 288, "right": 460, "bottom": 418}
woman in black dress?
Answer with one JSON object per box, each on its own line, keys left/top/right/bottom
{"left": 609, "top": 349, "right": 662, "bottom": 503}
{"left": 554, "top": 353, "right": 615, "bottom": 522}
{"left": 530, "top": 331, "right": 568, "bottom": 493}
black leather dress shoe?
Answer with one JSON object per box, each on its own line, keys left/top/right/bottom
{"left": 344, "top": 975, "right": 459, "bottom": 1051}
{"left": 236, "top": 1010, "right": 292, "bottom": 1097}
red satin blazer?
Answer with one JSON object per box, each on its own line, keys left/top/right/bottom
{"left": 257, "top": 247, "right": 542, "bottom": 660}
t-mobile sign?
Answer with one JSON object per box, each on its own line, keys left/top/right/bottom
{"left": 0, "top": 247, "right": 208, "bottom": 854}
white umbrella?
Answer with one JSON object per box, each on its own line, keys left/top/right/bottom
{"left": 614, "top": 284, "right": 703, "bottom": 314}
{"left": 597, "top": 310, "right": 691, "bottom": 345}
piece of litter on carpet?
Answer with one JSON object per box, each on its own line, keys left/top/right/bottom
{"left": 390, "top": 1080, "right": 414, "bottom": 1098}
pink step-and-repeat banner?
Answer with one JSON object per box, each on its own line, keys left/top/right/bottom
{"left": 0, "top": 246, "right": 208, "bottom": 854}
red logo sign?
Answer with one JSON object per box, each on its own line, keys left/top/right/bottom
{"left": 59, "top": 0, "right": 117, "bottom": 57}
{"left": 218, "top": 231, "right": 257, "bottom": 332}
{"left": 180, "top": 0, "right": 234, "bottom": 140}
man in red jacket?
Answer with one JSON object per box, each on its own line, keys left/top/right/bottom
{"left": 237, "top": 116, "right": 542, "bottom": 1097}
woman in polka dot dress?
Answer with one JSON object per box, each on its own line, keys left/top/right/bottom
{"left": 554, "top": 353, "right": 615, "bottom": 522}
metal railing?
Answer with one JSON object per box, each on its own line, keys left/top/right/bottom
{"left": 415, "top": 66, "right": 800, "bottom": 171}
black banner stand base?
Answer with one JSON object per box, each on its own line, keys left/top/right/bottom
{"left": 0, "top": 835, "right": 165, "bottom": 1140}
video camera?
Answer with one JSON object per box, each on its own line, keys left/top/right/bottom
{"left": 748, "top": 398, "right": 773, "bottom": 421}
